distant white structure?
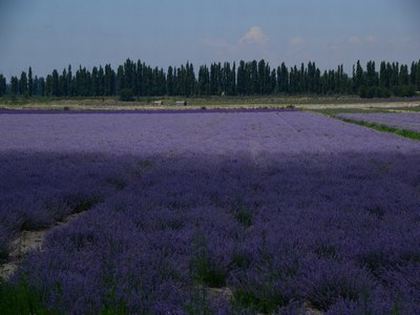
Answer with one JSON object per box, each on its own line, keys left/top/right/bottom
{"left": 153, "top": 101, "right": 163, "bottom": 106}
{"left": 175, "top": 101, "right": 187, "bottom": 106}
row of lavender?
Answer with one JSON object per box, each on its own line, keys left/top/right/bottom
{"left": 0, "top": 111, "right": 419, "bottom": 314}
{"left": 0, "top": 152, "right": 136, "bottom": 262}
{"left": 337, "top": 112, "right": 420, "bottom": 133}
{"left": 8, "top": 152, "right": 418, "bottom": 314}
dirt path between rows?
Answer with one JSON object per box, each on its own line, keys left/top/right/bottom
{"left": 0, "top": 212, "right": 85, "bottom": 280}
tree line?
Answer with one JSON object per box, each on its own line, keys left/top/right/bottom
{"left": 0, "top": 59, "right": 419, "bottom": 99}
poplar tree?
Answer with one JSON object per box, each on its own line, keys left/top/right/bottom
{"left": 38, "top": 77, "right": 46, "bottom": 96}
{"left": 416, "top": 60, "right": 420, "bottom": 90}
{"left": 104, "top": 64, "right": 115, "bottom": 96}
{"left": 399, "top": 65, "right": 409, "bottom": 86}
{"left": 19, "top": 71, "right": 28, "bottom": 96}
{"left": 11, "top": 76, "right": 19, "bottom": 96}
{"left": 236, "top": 61, "right": 246, "bottom": 95}
{"left": 28, "top": 67, "right": 33, "bottom": 96}
{"left": 366, "top": 61, "right": 378, "bottom": 87}
{"left": 410, "top": 62, "right": 417, "bottom": 85}
{"left": 45, "top": 75, "right": 53, "bottom": 96}
{"left": 0, "top": 74, "right": 6, "bottom": 97}
{"left": 52, "top": 69, "right": 60, "bottom": 96}
{"left": 198, "top": 65, "right": 210, "bottom": 96}
{"left": 60, "top": 69, "right": 68, "bottom": 96}
{"left": 116, "top": 65, "right": 125, "bottom": 94}
{"left": 97, "top": 66, "right": 105, "bottom": 97}
{"left": 91, "top": 67, "right": 99, "bottom": 96}
{"left": 277, "top": 63, "right": 289, "bottom": 93}
{"left": 354, "top": 60, "right": 364, "bottom": 92}
{"left": 250, "top": 60, "right": 258, "bottom": 95}
{"left": 67, "top": 65, "right": 73, "bottom": 96}
{"left": 4, "top": 58, "right": 420, "bottom": 98}
{"left": 379, "top": 62, "right": 387, "bottom": 87}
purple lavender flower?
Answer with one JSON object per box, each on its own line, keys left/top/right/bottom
{"left": 0, "top": 111, "right": 419, "bottom": 313}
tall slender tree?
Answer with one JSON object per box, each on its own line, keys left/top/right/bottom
{"left": 198, "top": 65, "right": 210, "bottom": 96}
{"left": 28, "top": 67, "right": 33, "bottom": 96}
{"left": 3, "top": 59, "right": 420, "bottom": 98}
{"left": 67, "top": 65, "right": 73, "bottom": 96}
{"left": 354, "top": 60, "right": 364, "bottom": 92}
{"left": 11, "top": 76, "right": 19, "bottom": 96}
{"left": 277, "top": 63, "right": 289, "bottom": 93}
{"left": 410, "top": 62, "right": 417, "bottom": 85}
{"left": 19, "top": 71, "right": 28, "bottom": 96}
{"left": 399, "top": 65, "right": 409, "bottom": 86}
{"left": 0, "top": 74, "right": 6, "bottom": 97}
{"left": 52, "top": 69, "right": 60, "bottom": 96}
{"left": 60, "top": 69, "right": 68, "bottom": 96}
{"left": 236, "top": 61, "right": 247, "bottom": 95}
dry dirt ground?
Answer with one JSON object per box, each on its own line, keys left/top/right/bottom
{"left": 0, "top": 212, "right": 85, "bottom": 280}
{"left": 0, "top": 97, "right": 419, "bottom": 112}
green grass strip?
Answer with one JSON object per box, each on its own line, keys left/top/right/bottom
{"left": 338, "top": 117, "right": 420, "bottom": 141}
{"left": 0, "top": 279, "right": 57, "bottom": 315}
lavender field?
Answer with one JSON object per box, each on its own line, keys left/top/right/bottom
{"left": 0, "top": 111, "right": 419, "bottom": 314}
{"left": 338, "top": 112, "right": 420, "bottom": 133}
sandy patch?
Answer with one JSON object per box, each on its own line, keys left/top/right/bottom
{"left": 0, "top": 212, "right": 84, "bottom": 280}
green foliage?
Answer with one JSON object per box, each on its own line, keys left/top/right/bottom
{"left": 0, "top": 74, "right": 6, "bottom": 97}
{"left": 359, "top": 86, "right": 391, "bottom": 98}
{"left": 0, "top": 279, "right": 57, "bottom": 315}
{"left": 359, "top": 84, "right": 416, "bottom": 98}
{"left": 234, "top": 205, "right": 253, "bottom": 227}
{"left": 10, "top": 76, "right": 19, "bottom": 96}
{"left": 19, "top": 71, "right": 28, "bottom": 96}
{"left": 118, "top": 88, "right": 134, "bottom": 102}
{"left": 0, "top": 277, "right": 128, "bottom": 315}
{"left": 101, "top": 281, "right": 128, "bottom": 315}
{"left": 191, "top": 254, "right": 226, "bottom": 288}
{"left": 28, "top": 67, "right": 33, "bottom": 97}
{"left": 1, "top": 59, "right": 419, "bottom": 98}
{"left": 359, "top": 86, "right": 368, "bottom": 98}
{"left": 0, "top": 246, "right": 8, "bottom": 262}
{"left": 416, "top": 60, "right": 420, "bottom": 91}
{"left": 184, "top": 287, "right": 213, "bottom": 315}
{"left": 340, "top": 118, "right": 420, "bottom": 141}
{"left": 191, "top": 235, "right": 226, "bottom": 288}
{"left": 101, "top": 306, "right": 128, "bottom": 315}
{"left": 378, "top": 87, "right": 392, "bottom": 98}
{"left": 231, "top": 252, "right": 251, "bottom": 269}
{"left": 392, "top": 85, "right": 416, "bottom": 97}
{"left": 233, "top": 289, "right": 286, "bottom": 313}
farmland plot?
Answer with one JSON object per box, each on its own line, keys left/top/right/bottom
{"left": 338, "top": 112, "right": 420, "bottom": 132}
{"left": 0, "top": 111, "right": 419, "bottom": 314}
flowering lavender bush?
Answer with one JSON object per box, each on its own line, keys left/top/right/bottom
{"left": 0, "top": 151, "right": 131, "bottom": 260}
{"left": 338, "top": 112, "right": 420, "bottom": 132}
{"left": 0, "top": 111, "right": 419, "bottom": 314}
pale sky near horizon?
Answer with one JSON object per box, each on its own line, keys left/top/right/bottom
{"left": 0, "top": 0, "right": 419, "bottom": 78}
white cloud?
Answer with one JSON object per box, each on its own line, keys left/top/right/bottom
{"left": 348, "top": 35, "right": 377, "bottom": 45}
{"left": 239, "top": 26, "right": 268, "bottom": 45}
{"left": 365, "top": 35, "right": 377, "bottom": 44}
{"left": 200, "top": 26, "right": 272, "bottom": 61}
{"left": 348, "top": 36, "right": 362, "bottom": 45}
{"left": 201, "top": 38, "right": 233, "bottom": 50}
{"left": 289, "top": 36, "right": 305, "bottom": 47}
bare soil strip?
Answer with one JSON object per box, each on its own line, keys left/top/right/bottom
{"left": 0, "top": 212, "right": 85, "bottom": 280}
{"left": 0, "top": 97, "right": 419, "bottom": 112}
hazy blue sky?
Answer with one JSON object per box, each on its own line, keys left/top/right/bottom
{"left": 1, "top": 0, "right": 419, "bottom": 77}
